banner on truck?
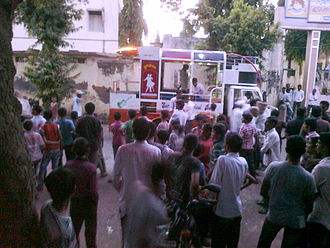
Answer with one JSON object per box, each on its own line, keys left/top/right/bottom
{"left": 141, "top": 60, "right": 159, "bottom": 99}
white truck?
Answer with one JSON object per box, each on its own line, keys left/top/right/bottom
{"left": 109, "top": 47, "right": 263, "bottom": 121}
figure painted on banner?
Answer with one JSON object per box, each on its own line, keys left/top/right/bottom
{"left": 144, "top": 74, "right": 155, "bottom": 93}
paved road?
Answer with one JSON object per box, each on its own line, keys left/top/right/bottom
{"left": 35, "top": 127, "right": 283, "bottom": 247}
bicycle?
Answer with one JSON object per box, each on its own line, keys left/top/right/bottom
{"left": 165, "top": 183, "right": 221, "bottom": 248}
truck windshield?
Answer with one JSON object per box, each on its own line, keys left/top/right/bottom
{"left": 192, "top": 62, "right": 218, "bottom": 93}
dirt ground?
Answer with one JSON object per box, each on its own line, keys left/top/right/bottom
{"left": 35, "top": 126, "right": 283, "bottom": 248}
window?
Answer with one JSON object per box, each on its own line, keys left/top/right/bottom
{"left": 238, "top": 72, "right": 258, "bottom": 84}
{"left": 88, "top": 11, "right": 104, "bottom": 32}
{"left": 161, "top": 61, "right": 190, "bottom": 92}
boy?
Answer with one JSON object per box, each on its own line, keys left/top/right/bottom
{"left": 55, "top": 107, "right": 75, "bottom": 162}
{"left": 109, "top": 112, "right": 124, "bottom": 158}
{"left": 139, "top": 106, "right": 152, "bottom": 122}
{"left": 198, "top": 123, "right": 213, "bottom": 174}
{"left": 303, "top": 118, "right": 319, "bottom": 142}
{"left": 157, "top": 110, "right": 170, "bottom": 131}
{"left": 168, "top": 119, "right": 185, "bottom": 152}
{"left": 156, "top": 129, "right": 173, "bottom": 160}
{"left": 257, "top": 136, "right": 316, "bottom": 248}
{"left": 126, "top": 162, "right": 169, "bottom": 248}
{"left": 239, "top": 111, "right": 258, "bottom": 177}
{"left": 308, "top": 132, "right": 330, "bottom": 247}
{"left": 122, "top": 109, "right": 137, "bottom": 144}
{"left": 40, "top": 167, "right": 78, "bottom": 248}
{"left": 66, "top": 137, "right": 99, "bottom": 248}
{"left": 210, "top": 103, "right": 217, "bottom": 124}
{"left": 23, "top": 119, "right": 45, "bottom": 179}
{"left": 37, "top": 109, "right": 61, "bottom": 191}
{"left": 210, "top": 133, "right": 256, "bottom": 248}
{"left": 209, "top": 123, "right": 226, "bottom": 171}
{"left": 169, "top": 100, "right": 187, "bottom": 127}
{"left": 31, "top": 105, "right": 46, "bottom": 132}
{"left": 191, "top": 114, "right": 206, "bottom": 138}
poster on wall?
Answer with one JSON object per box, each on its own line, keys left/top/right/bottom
{"left": 141, "top": 60, "right": 159, "bottom": 99}
{"left": 286, "top": 0, "right": 308, "bottom": 18}
{"left": 308, "top": 0, "right": 330, "bottom": 23}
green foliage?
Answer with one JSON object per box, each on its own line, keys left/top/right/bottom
{"left": 320, "top": 32, "right": 330, "bottom": 55}
{"left": 160, "top": 0, "right": 182, "bottom": 11}
{"left": 119, "top": 0, "right": 147, "bottom": 47}
{"left": 284, "top": 31, "right": 330, "bottom": 66}
{"left": 183, "top": 0, "right": 280, "bottom": 57}
{"left": 284, "top": 30, "right": 307, "bottom": 66}
{"left": 16, "top": 0, "right": 82, "bottom": 105}
{"left": 16, "top": 0, "right": 82, "bottom": 52}
{"left": 24, "top": 50, "right": 79, "bottom": 105}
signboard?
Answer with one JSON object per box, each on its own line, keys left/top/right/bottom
{"left": 308, "top": 0, "right": 330, "bottom": 23}
{"left": 109, "top": 93, "right": 140, "bottom": 109}
{"left": 279, "top": 0, "right": 330, "bottom": 30}
{"left": 141, "top": 60, "right": 159, "bottom": 99}
{"left": 286, "top": 0, "right": 308, "bottom": 18}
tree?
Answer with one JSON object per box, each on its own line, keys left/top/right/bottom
{"left": 284, "top": 31, "right": 330, "bottom": 69}
{"left": 16, "top": 0, "right": 82, "bottom": 106}
{"left": 119, "top": 0, "right": 147, "bottom": 47}
{"left": 284, "top": 30, "right": 307, "bottom": 68}
{"left": 0, "top": 0, "right": 81, "bottom": 246}
{"left": 0, "top": 1, "right": 39, "bottom": 247}
{"left": 183, "top": 0, "right": 280, "bottom": 57}
{"left": 23, "top": 50, "right": 78, "bottom": 105}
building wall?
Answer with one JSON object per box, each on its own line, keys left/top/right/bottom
{"left": 14, "top": 55, "right": 139, "bottom": 123}
{"left": 12, "top": 0, "right": 121, "bottom": 54}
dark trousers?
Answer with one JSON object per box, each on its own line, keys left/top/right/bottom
{"left": 257, "top": 219, "right": 304, "bottom": 248}
{"left": 308, "top": 222, "right": 330, "bottom": 248}
{"left": 185, "top": 120, "right": 193, "bottom": 134}
{"left": 121, "top": 215, "right": 128, "bottom": 248}
{"left": 211, "top": 215, "right": 242, "bottom": 248}
{"left": 293, "top": 101, "right": 301, "bottom": 116}
{"left": 64, "top": 145, "right": 75, "bottom": 161}
{"left": 97, "top": 148, "right": 107, "bottom": 175}
{"left": 240, "top": 149, "right": 255, "bottom": 176}
{"left": 113, "top": 144, "right": 120, "bottom": 159}
{"left": 70, "top": 198, "right": 98, "bottom": 248}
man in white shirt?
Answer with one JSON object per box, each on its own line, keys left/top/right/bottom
{"left": 293, "top": 85, "right": 305, "bottom": 115}
{"left": 210, "top": 133, "right": 256, "bottom": 247}
{"left": 307, "top": 88, "right": 318, "bottom": 114}
{"left": 170, "top": 90, "right": 183, "bottom": 112}
{"left": 307, "top": 132, "right": 330, "bottom": 247}
{"left": 278, "top": 87, "right": 286, "bottom": 102}
{"left": 169, "top": 100, "right": 187, "bottom": 127}
{"left": 192, "top": 78, "right": 205, "bottom": 95}
{"left": 113, "top": 118, "right": 161, "bottom": 247}
{"left": 261, "top": 117, "right": 281, "bottom": 166}
{"left": 184, "top": 96, "right": 195, "bottom": 133}
{"left": 284, "top": 84, "right": 293, "bottom": 103}
{"left": 230, "top": 100, "right": 244, "bottom": 133}
{"left": 31, "top": 105, "right": 46, "bottom": 132}
{"left": 72, "top": 92, "right": 83, "bottom": 117}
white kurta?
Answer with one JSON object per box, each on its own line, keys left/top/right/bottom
{"left": 261, "top": 128, "right": 281, "bottom": 166}
{"left": 72, "top": 96, "right": 82, "bottom": 117}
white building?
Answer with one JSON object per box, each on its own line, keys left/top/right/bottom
{"left": 12, "top": 0, "right": 122, "bottom": 54}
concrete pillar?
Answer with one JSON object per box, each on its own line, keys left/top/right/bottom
{"left": 303, "top": 30, "right": 321, "bottom": 106}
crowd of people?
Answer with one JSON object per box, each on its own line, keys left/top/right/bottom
{"left": 21, "top": 90, "right": 330, "bottom": 248}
